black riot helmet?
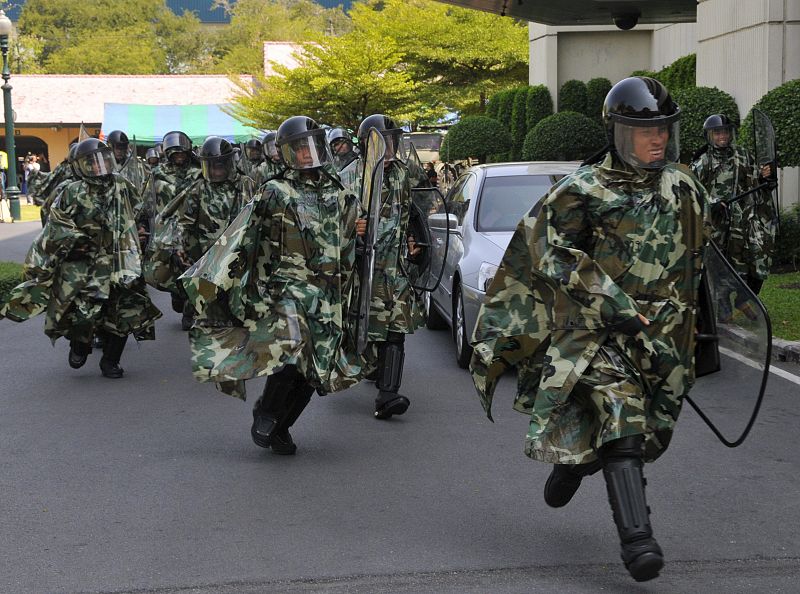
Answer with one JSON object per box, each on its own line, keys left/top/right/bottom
{"left": 74, "top": 138, "right": 116, "bottom": 185}
{"left": 262, "top": 131, "right": 280, "bottom": 162}
{"left": 602, "top": 76, "right": 680, "bottom": 170}
{"left": 703, "top": 113, "right": 736, "bottom": 149}
{"left": 327, "top": 127, "right": 354, "bottom": 153}
{"left": 107, "top": 130, "right": 129, "bottom": 163}
{"left": 67, "top": 142, "right": 80, "bottom": 178}
{"left": 244, "top": 138, "right": 263, "bottom": 163}
{"left": 145, "top": 147, "right": 160, "bottom": 166}
{"left": 276, "top": 116, "right": 330, "bottom": 170}
{"left": 198, "top": 136, "right": 237, "bottom": 183}
{"left": 162, "top": 130, "right": 193, "bottom": 167}
{"left": 357, "top": 114, "right": 404, "bottom": 163}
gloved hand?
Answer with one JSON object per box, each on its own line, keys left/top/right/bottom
{"left": 614, "top": 314, "right": 649, "bottom": 336}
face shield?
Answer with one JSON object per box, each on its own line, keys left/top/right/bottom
{"left": 706, "top": 126, "right": 736, "bottom": 149}
{"left": 614, "top": 119, "right": 679, "bottom": 170}
{"left": 263, "top": 139, "right": 280, "bottom": 162}
{"left": 200, "top": 154, "right": 235, "bottom": 183}
{"left": 382, "top": 128, "right": 405, "bottom": 163}
{"left": 330, "top": 137, "right": 353, "bottom": 156}
{"left": 167, "top": 150, "right": 190, "bottom": 167}
{"left": 76, "top": 149, "right": 117, "bottom": 183}
{"left": 278, "top": 129, "right": 329, "bottom": 170}
{"left": 111, "top": 144, "right": 129, "bottom": 164}
{"left": 246, "top": 146, "right": 263, "bottom": 162}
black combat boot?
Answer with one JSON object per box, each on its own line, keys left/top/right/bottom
{"left": 601, "top": 435, "right": 664, "bottom": 582}
{"left": 374, "top": 332, "right": 410, "bottom": 420}
{"left": 99, "top": 334, "right": 128, "bottom": 378}
{"left": 68, "top": 339, "right": 91, "bottom": 369}
{"left": 251, "top": 367, "right": 299, "bottom": 449}
{"left": 171, "top": 293, "right": 185, "bottom": 314}
{"left": 181, "top": 301, "right": 194, "bottom": 331}
{"left": 270, "top": 382, "right": 314, "bottom": 455}
{"left": 543, "top": 459, "right": 603, "bottom": 508}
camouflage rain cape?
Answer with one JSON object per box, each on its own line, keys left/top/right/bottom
{"left": 0, "top": 175, "right": 161, "bottom": 342}
{"left": 470, "top": 154, "right": 710, "bottom": 464}
{"left": 179, "top": 167, "right": 363, "bottom": 400}
{"left": 115, "top": 152, "right": 149, "bottom": 206}
{"left": 139, "top": 162, "right": 203, "bottom": 233}
{"left": 250, "top": 159, "right": 283, "bottom": 189}
{"left": 691, "top": 144, "right": 776, "bottom": 281}
{"left": 143, "top": 173, "right": 254, "bottom": 294}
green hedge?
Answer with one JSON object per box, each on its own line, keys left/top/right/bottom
{"left": 586, "top": 77, "right": 612, "bottom": 121}
{"left": 525, "top": 85, "right": 553, "bottom": 133}
{"left": 558, "top": 79, "right": 588, "bottom": 114}
{"left": 440, "top": 116, "right": 511, "bottom": 164}
{"left": 672, "top": 86, "right": 739, "bottom": 163}
{"left": 774, "top": 204, "right": 800, "bottom": 271}
{"left": 739, "top": 79, "right": 800, "bottom": 168}
{"left": 522, "top": 111, "right": 605, "bottom": 161}
{"left": 510, "top": 88, "right": 528, "bottom": 160}
{"left": 632, "top": 54, "right": 696, "bottom": 92}
{"left": 0, "top": 261, "right": 23, "bottom": 306}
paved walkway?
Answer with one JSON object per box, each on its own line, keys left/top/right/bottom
{"left": 0, "top": 220, "right": 41, "bottom": 263}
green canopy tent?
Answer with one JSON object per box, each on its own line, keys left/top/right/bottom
{"left": 101, "top": 103, "right": 262, "bottom": 145}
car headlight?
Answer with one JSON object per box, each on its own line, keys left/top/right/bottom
{"left": 478, "top": 262, "right": 499, "bottom": 292}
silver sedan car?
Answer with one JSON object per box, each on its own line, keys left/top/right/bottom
{"left": 424, "top": 161, "right": 581, "bottom": 367}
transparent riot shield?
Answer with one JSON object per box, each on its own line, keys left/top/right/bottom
{"left": 753, "top": 107, "right": 781, "bottom": 226}
{"left": 402, "top": 187, "right": 451, "bottom": 292}
{"left": 406, "top": 143, "right": 429, "bottom": 189}
{"left": 355, "top": 128, "right": 386, "bottom": 354}
{"left": 686, "top": 241, "right": 772, "bottom": 447}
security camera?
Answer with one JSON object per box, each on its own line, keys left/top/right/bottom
{"left": 613, "top": 13, "right": 640, "bottom": 30}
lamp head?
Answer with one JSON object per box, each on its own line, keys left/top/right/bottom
{"left": 0, "top": 11, "right": 13, "bottom": 38}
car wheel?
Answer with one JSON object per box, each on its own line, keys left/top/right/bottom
{"left": 423, "top": 291, "right": 448, "bottom": 330}
{"left": 453, "top": 284, "right": 473, "bottom": 369}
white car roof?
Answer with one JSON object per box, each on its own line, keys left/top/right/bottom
{"left": 475, "top": 161, "right": 583, "bottom": 178}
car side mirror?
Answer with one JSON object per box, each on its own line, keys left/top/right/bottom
{"left": 428, "top": 213, "right": 459, "bottom": 231}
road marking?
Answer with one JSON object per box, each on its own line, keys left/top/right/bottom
{"left": 720, "top": 346, "right": 800, "bottom": 387}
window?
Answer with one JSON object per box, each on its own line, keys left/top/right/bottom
{"left": 475, "top": 175, "right": 558, "bottom": 232}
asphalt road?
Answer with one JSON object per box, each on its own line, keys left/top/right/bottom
{"left": 2, "top": 223, "right": 800, "bottom": 593}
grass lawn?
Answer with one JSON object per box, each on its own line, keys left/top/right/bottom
{"left": 760, "top": 272, "right": 800, "bottom": 341}
{"left": 0, "top": 260, "right": 24, "bottom": 304}
{"left": 18, "top": 203, "right": 41, "bottom": 222}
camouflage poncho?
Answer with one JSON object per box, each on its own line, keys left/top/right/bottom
{"left": 0, "top": 175, "right": 161, "bottom": 342}
{"left": 115, "top": 153, "right": 149, "bottom": 198}
{"left": 470, "top": 154, "right": 709, "bottom": 464}
{"left": 691, "top": 144, "right": 776, "bottom": 280}
{"left": 143, "top": 174, "right": 254, "bottom": 293}
{"left": 250, "top": 159, "right": 283, "bottom": 189}
{"left": 139, "top": 162, "right": 203, "bottom": 230}
{"left": 180, "top": 167, "right": 363, "bottom": 399}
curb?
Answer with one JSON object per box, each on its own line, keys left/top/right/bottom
{"left": 773, "top": 337, "right": 800, "bottom": 364}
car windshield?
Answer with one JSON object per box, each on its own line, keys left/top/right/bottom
{"left": 403, "top": 134, "right": 442, "bottom": 152}
{"left": 476, "top": 175, "right": 558, "bottom": 232}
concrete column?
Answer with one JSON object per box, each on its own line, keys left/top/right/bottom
{"left": 529, "top": 23, "right": 559, "bottom": 105}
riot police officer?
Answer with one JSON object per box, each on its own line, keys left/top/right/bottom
{"left": 327, "top": 127, "right": 358, "bottom": 171}
{"left": 470, "top": 77, "right": 709, "bottom": 582}
{"left": 180, "top": 117, "right": 365, "bottom": 454}
{"left": 107, "top": 130, "right": 148, "bottom": 200}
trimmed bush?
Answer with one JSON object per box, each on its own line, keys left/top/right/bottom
{"left": 0, "top": 261, "right": 23, "bottom": 306}
{"left": 671, "top": 86, "right": 739, "bottom": 163}
{"left": 739, "top": 79, "right": 800, "bottom": 168}
{"left": 510, "top": 87, "right": 528, "bottom": 160}
{"left": 439, "top": 116, "right": 511, "bottom": 164}
{"left": 586, "top": 77, "right": 612, "bottom": 121}
{"left": 525, "top": 85, "right": 553, "bottom": 133}
{"left": 485, "top": 92, "right": 500, "bottom": 120}
{"left": 522, "top": 111, "right": 605, "bottom": 161}
{"left": 558, "top": 79, "right": 587, "bottom": 114}
{"left": 773, "top": 204, "right": 800, "bottom": 270}
{"left": 630, "top": 54, "right": 696, "bottom": 92}
{"left": 496, "top": 89, "right": 516, "bottom": 132}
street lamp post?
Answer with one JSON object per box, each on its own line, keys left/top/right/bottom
{"left": 0, "top": 10, "right": 20, "bottom": 222}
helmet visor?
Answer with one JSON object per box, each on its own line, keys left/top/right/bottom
{"left": 706, "top": 126, "right": 735, "bottom": 149}
{"left": 263, "top": 138, "right": 279, "bottom": 160}
{"left": 382, "top": 129, "right": 405, "bottom": 162}
{"left": 246, "top": 146, "right": 263, "bottom": 162}
{"left": 201, "top": 154, "right": 234, "bottom": 183}
{"left": 76, "top": 149, "right": 117, "bottom": 179}
{"left": 614, "top": 120, "right": 679, "bottom": 170}
{"left": 279, "top": 131, "right": 329, "bottom": 170}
